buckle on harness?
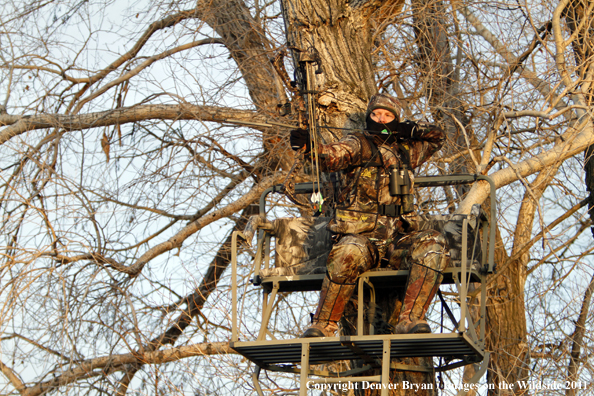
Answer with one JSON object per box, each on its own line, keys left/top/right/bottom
{"left": 379, "top": 204, "right": 401, "bottom": 217}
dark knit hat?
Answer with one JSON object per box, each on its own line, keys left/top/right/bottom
{"left": 365, "top": 93, "right": 401, "bottom": 122}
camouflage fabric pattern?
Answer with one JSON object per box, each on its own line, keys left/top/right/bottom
{"left": 242, "top": 214, "right": 273, "bottom": 246}
{"left": 312, "top": 234, "right": 382, "bottom": 327}
{"left": 366, "top": 93, "right": 402, "bottom": 121}
{"left": 417, "top": 204, "right": 483, "bottom": 270}
{"left": 319, "top": 124, "right": 444, "bottom": 236}
{"left": 243, "top": 216, "right": 332, "bottom": 277}
{"left": 386, "top": 230, "right": 450, "bottom": 324}
{"left": 384, "top": 229, "right": 450, "bottom": 271}
{"left": 280, "top": 119, "right": 446, "bottom": 335}
{"left": 314, "top": 276, "right": 356, "bottom": 324}
{"left": 326, "top": 234, "right": 379, "bottom": 282}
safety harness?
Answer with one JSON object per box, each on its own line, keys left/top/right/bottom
{"left": 336, "top": 132, "right": 413, "bottom": 217}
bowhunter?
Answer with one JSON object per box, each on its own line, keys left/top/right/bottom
{"left": 290, "top": 93, "right": 450, "bottom": 337}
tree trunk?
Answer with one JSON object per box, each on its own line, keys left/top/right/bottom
{"left": 485, "top": 231, "right": 528, "bottom": 395}
{"left": 281, "top": 0, "right": 378, "bottom": 141}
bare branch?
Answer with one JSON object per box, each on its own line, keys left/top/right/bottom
{"left": 0, "top": 333, "right": 71, "bottom": 362}
{"left": 510, "top": 199, "right": 588, "bottom": 272}
{"left": 0, "top": 360, "right": 25, "bottom": 394}
{"left": 503, "top": 106, "right": 587, "bottom": 120}
{"left": 72, "top": 38, "right": 225, "bottom": 113}
{"left": 528, "top": 220, "right": 593, "bottom": 271}
{"left": 0, "top": 104, "right": 295, "bottom": 146}
{"left": 89, "top": 169, "right": 250, "bottom": 222}
{"left": 122, "top": 174, "right": 281, "bottom": 277}
{"left": 457, "top": 4, "right": 574, "bottom": 116}
{"left": 84, "top": 9, "right": 205, "bottom": 86}
{"left": 21, "top": 342, "right": 235, "bottom": 396}
{"left": 457, "top": 119, "right": 594, "bottom": 214}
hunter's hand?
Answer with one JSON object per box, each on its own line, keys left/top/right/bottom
{"left": 290, "top": 128, "right": 311, "bottom": 152}
{"left": 395, "top": 121, "right": 418, "bottom": 140}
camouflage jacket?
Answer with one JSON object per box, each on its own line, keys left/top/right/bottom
{"left": 318, "top": 123, "right": 445, "bottom": 238}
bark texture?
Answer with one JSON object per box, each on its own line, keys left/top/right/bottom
{"left": 566, "top": 272, "right": 594, "bottom": 396}
{"left": 282, "top": 0, "right": 404, "bottom": 141}
{"left": 197, "top": 0, "right": 285, "bottom": 112}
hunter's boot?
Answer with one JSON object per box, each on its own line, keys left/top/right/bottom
{"left": 302, "top": 274, "right": 356, "bottom": 338}
{"left": 393, "top": 232, "right": 450, "bottom": 334}
{"left": 393, "top": 262, "right": 443, "bottom": 334}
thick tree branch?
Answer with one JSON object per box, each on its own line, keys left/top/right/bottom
{"left": 20, "top": 342, "right": 234, "bottom": 396}
{"left": 0, "top": 104, "right": 295, "bottom": 146}
{"left": 502, "top": 106, "right": 586, "bottom": 120}
{"left": 197, "top": 0, "right": 286, "bottom": 111}
{"left": 457, "top": 120, "right": 594, "bottom": 214}
{"left": 552, "top": 0, "right": 588, "bottom": 111}
{"left": 48, "top": 252, "right": 125, "bottom": 268}
{"left": 0, "top": 360, "right": 25, "bottom": 394}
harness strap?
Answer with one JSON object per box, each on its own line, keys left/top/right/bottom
{"left": 336, "top": 133, "right": 412, "bottom": 218}
{"left": 396, "top": 142, "right": 412, "bottom": 169}
{"left": 364, "top": 136, "right": 383, "bottom": 167}
{"left": 378, "top": 204, "right": 402, "bottom": 217}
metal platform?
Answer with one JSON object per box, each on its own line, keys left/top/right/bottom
{"left": 230, "top": 333, "right": 484, "bottom": 366}
{"left": 230, "top": 174, "right": 497, "bottom": 395}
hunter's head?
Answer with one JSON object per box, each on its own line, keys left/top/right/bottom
{"left": 365, "top": 93, "right": 401, "bottom": 132}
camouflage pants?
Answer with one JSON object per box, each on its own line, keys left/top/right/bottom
{"left": 386, "top": 229, "right": 450, "bottom": 271}
{"left": 314, "top": 234, "right": 381, "bottom": 324}
{"left": 317, "top": 229, "right": 450, "bottom": 326}
{"left": 387, "top": 229, "right": 451, "bottom": 323}
{"left": 326, "top": 234, "right": 380, "bottom": 283}
{"left": 327, "top": 229, "right": 449, "bottom": 281}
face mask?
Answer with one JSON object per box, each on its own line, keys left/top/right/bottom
{"left": 366, "top": 115, "right": 399, "bottom": 134}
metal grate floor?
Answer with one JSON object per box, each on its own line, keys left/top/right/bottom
{"left": 231, "top": 333, "right": 483, "bottom": 366}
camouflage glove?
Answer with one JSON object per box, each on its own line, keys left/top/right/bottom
{"left": 290, "top": 128, "right": 311, "bottom": 153}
